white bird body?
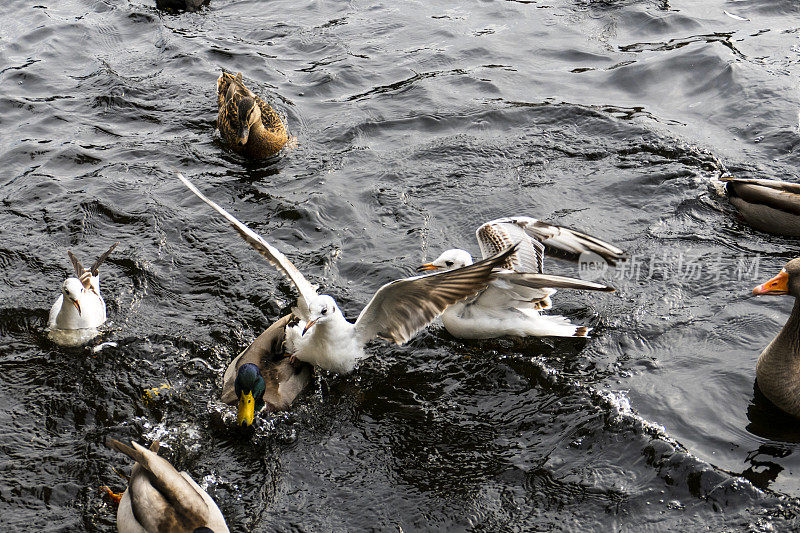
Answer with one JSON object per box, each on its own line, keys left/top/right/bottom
{"left": 290, "top": 310, "right": 363, "bottom": 374}
{"left": 178, "top": 173, "right": 516, "bottom": 374}
{"left": 442, "top": 298, "right": 588, "bottom": 339}
{"left": 48, "top": 277, "right": 106, "bottom": 330}
{"left": 421, "top": 217, "right": 623, "bottom": 339}
{"left": 47, "top": 244, "right": 117, "bottom": 347}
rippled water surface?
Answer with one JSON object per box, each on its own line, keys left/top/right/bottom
{"left": 4, "top": 0, "right": 800, "bottom": 530}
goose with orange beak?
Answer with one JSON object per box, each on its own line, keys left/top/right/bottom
{"left": 752, "top": 258, "right": 800, "bottom": 417}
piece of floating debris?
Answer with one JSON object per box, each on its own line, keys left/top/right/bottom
{"left": 92, "top": 341, "right": 119, "bottom": 353}
{"left": 723, "top": 10, "right": 750, "bottom": 21}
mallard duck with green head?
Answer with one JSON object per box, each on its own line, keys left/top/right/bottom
{"left": 216, "top": 71, "right": 290, "bottom": 159}
{"left": 221, "top": 314, "right": 312, "bottom": 427}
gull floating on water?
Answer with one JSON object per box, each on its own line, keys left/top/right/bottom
{"left": 106, "top": 439, "right": 229, "bottom": 533}
{"left": 418, "top": 217, "right": 623, "bottom": 339}
{"left": 177, "top": 173, "right": 516, "bottom": 374}
{"left": 47, "top": 243, "right": 118, "bottom": 346}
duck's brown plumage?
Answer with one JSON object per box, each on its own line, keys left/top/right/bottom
{"left": 721, "top": 177, "right": 800, "bottom": 237}
{"left": 106, "top": 439, "right": 229, "bottom": 533}
{"left": 216, "top": 71, "right": 290, "bottom": 159}
{"left": 220, "top": 314, "right": 312, "bottom": 412}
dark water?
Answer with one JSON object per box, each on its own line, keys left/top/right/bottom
{"left": 3, "top": 0, "right": 800, "bottom": 530}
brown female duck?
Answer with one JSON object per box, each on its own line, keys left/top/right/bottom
{"left": 752, "top": 258, "right": 800, "bottom": 417}
{"left": 216, "top": 71, "right": 290, "bottom": 159}
{"left": 220, "top": 314, "right": 312, "bottom": 427}
{"left": 722, "top": 177, "right": 800, "bottom": 237}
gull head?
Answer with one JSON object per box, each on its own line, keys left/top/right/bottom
{"left": 61, "top": 278, "right": 85, "bottom": 315}
{"left": 303, "top": 295, "right": 342, "bottom": 334}
{"left": 234, "top": 363, "right": 265, "bottom": 427}
{"left": 417, "top": 249, "right": 474, "bottom": 272}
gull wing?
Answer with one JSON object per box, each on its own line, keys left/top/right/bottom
{"left": 482, "top": 217, "right": 624, "bottom": 266}
{"left": 476, "top": 220, "right": 544, "bottom": 273}
{"left": 67, "top": 251, "right": 84, "bottom": 277}
{"left": 178, "top": 173, "right": 318, "bottom": 314}
{"left": 107, "top": 439, "right": 209, "bottom": 530}
{"left": 492, "top": 272, "right": 615, "bottom": 292}
{"left": 66, "top": 251, "right": 95, "bottom": 290}
{"left": 89, "top": 242, "right": 118, "bottom": 276}
{"left": 354, "top": 244, "right": 518, "bottom": 344}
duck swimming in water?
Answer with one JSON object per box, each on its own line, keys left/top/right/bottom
{"left": 216, "top": 71, "right": 290, "bottom": 159}
{"left": 721, "top": 177, "right": 800, "bottom": 237}
{"left": 220, "top": 314, "right": 312, "bottom": 427}
{"left": 106, "top": 439, "right": 229, "bottom": 533}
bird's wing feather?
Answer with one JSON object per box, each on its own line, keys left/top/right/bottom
{"left": 67, "top": 251, "right": 83, "bottom": 277}
{"left": 488, "top": 216, "right": 624, "bottom": 266}
{"left": 107, "top": 439, "right": 208, "bottom": 528}
{"left": 178, "top": 173, "right": 318, "bottom": 314}
{"left": 476, "top": 220, "right": 544, "bottom": 273}
{"left": 89, "top": 242, "right": 118, "bottom": 276}
{"left": 492, "top": 272, "right": 615, "bottom": 291}
{"left": 354, "top": 244, "right": 518, "bottom": 344}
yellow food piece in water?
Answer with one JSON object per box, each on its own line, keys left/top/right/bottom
{"left": 143, "top": 383, "right": 172, "bottom": 401}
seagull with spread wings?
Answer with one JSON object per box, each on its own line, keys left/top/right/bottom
{"left": 417, "top": 217, "right": 623, "bottom": 339}
{"left": 178, "top": 174, "right": 517, "bottom": 374}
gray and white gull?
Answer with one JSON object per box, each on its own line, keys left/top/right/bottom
{"left": 48, "top": 243, "right": 118, "bottom": 346}
{"left": 178, "top": 173, "right": 517, "bottom": 374}
{"left": 418, "top": 217, "right": 623, "bottom": 339}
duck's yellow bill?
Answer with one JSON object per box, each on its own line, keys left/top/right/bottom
{"left": 237, "top": 391, "right": 256, "bottom": 427}
{"left": 753, "top": 269, "right": 789, "bottom": 296}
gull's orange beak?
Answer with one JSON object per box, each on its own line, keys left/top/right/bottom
{"left": 416, "top": 263, "right": 439, "bottom": 273}
{"left": 71, "top": 298, "right": 81, "bottom": 315}
{"left": 303, "top": 318, "right": 318, "bottom": 335}
{"left": 753, "top": 269, "right": 790, "bottom": 296}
